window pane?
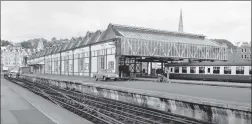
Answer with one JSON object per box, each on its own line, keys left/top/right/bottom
{"left": 85, "top": 63, "right": 89, "bottom": 70}
{"left": 100, "top": 56, "right": 105, "bottom": 69}
{"left": 108, "top": 61, "right": 114, "bottom": 70}
{"left": 224, "top": 66, "right": 231, "bottom": 74}
{"left": 112, "top": 48, "right": 115, "bottom": 54}
{"left": 190, "top": 67, "right": 196, "bottom": 73}
{"left": 213, "top": 67, "right": 220, "bottom": 74}
{"left": 199, "top": 67, "right": 205, "bottom": 73}
{"left": 236, "top": 66, "right": 244, "bottom": 74}
{"left": 175, "top": 67, "right": 179, "bottom": 73}
{"left": 107, "top": 48, "right": 112, "bottom": 54}
{"left": 182, "top": 67, "right": 187, "bottom": 73}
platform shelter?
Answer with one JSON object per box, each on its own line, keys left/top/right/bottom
{"left": 27, "top": 23, "right": 228, "bottom": 78}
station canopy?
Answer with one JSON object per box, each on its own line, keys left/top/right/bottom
{"left": 28, "top": 23, "right": 228, "bottom": 61}
{"left": 108, "top": 24, "right": 228, "bottom": 61}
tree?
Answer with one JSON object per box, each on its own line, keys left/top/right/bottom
{"left": 51, "top": 37, "right": 57, "bottom": 42}
{"left": 1, "top": 40, "right": 12, "bottom": 46}
{"left": 20, "top": 41, "right": 33, "bottom": 49}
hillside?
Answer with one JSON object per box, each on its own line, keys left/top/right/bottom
{"left": 19, "top": 38, "right": 70, "bottom": 49}
{"left": 211, "top": 39, "right": 237, "bottom": 49}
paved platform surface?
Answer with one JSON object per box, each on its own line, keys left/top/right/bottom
{"left": 136, "top": 77, "right": 251, "bottom": 88}
{"left": 1, "top": 76, "right": 93, "bottom": 124}
{"left": 24, "top": 74, "right": 251, "bottom": 108}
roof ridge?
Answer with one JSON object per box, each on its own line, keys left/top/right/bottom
{"left": 109, "top": 23, "right": 206, "bottom": 38}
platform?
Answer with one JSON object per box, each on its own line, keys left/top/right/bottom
{"left": 1, "top": 76, "right": 93, "bottom": 124}
{"left": 23, "top": 74, "right": 251, "bottom": 110}
{"left": 135, "top": 77, "right": 251, "bottom": 88}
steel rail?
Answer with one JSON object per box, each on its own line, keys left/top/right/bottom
{"left": 49, "top": 83, "right": 211, "bottom": 124}
{"left": 6, "top": 77, "right": 122, "bottom": 124}
{"left": 6, "top": 77, "right": 214, "bottom": 124}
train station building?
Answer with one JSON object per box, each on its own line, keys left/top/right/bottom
{"left": 27, "top": 23, "right": 228, "bottom": 78}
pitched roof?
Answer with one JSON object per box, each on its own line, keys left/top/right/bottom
{"left": 167, "top": 50, "right": 248, "bottom": 66}
{"left": 60, "top": 41, "right": 70, "bottom": 52}
{"left": 86, "top": 30, "right": 103, "bottom": 45}
{"left": 70, "top": 37, "right": 82, "bottom": 49}
{"left": 210, "top": 39, "right": 237, "bottom": 49}
{"left": 50, "top": 46, "right": 58, "bottom": 54}
{"left": 28, "top": 23, "right": 228, "bottom": 59}
{"left": 54, "top": 44, "right": 63, "bottom": 54}
{"left": 83, "top": 31, "right": 94, "bottom": 46}
{"left": 109, "top": 23, "right": 206, "bottom": 38}
{"left": 168, "top": 60, "right": 250, "bottom": 66}
{"left": 109, "top": 23, "right": 222, "bottom": 47}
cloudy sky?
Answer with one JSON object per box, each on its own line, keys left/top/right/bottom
{"left": 1, "top": 1, "right": 251, "bottom": 44}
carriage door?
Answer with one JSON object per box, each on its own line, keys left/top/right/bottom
{"left": 207, "top": 67, "right": 211, "bottom": 74}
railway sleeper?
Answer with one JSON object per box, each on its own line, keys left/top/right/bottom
{"left": 9, "top": 77, "right": 212, "bottom": 124}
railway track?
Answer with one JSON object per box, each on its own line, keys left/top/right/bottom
{"left": 5, "top": 76, "right": 214, "bottom": 124}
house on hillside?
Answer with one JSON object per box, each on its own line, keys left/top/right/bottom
{"left": 238, "top": 42, "right": 251, "bottom": 61}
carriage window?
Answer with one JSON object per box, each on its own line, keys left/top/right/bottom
{"left": 250, "top": 67, "right": 252, "bottom": 75}
{"left": 182, "top": 67, "right": 187, "bottom": 73}
{"left": 224, "top": 66, "right": 231, "bottom": 74}
{"left": 175, "top": 67, "right": 179, "bottom": 73}
{"left": 207, "top": 68, "right": 210, "bottom": 73}
{"left": 190, "top": 67, "right": 196, "bottom": 73}
{"left": 236, "top": 66, "right": 244, "bottom": 74}
{"left": 213, "top": 67, "right": 220, "bottom": 74}
{"left": 199, "top": 67, "right": 205, "bottom": 73}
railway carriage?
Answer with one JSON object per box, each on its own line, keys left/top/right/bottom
{"left": 168, "top": 61, "right": 251, "bottom": 83}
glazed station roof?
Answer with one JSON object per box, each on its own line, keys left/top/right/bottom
{"left": 29, "top": 23, "right": 225, "bottom": 60}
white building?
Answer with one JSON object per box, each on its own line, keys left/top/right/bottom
{"left": 1, "top": 45, "right": 31, "bottom": 71}
{"left": 237, "top": 42, "right": 251, "bottom": 61}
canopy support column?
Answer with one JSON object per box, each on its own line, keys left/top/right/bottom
{"left": 166, "top": 66, "right": 170, "bottom": 83}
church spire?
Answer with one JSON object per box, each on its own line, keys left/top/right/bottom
{"left": 178, "top": 9, "right": 184, "bottom": 32}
